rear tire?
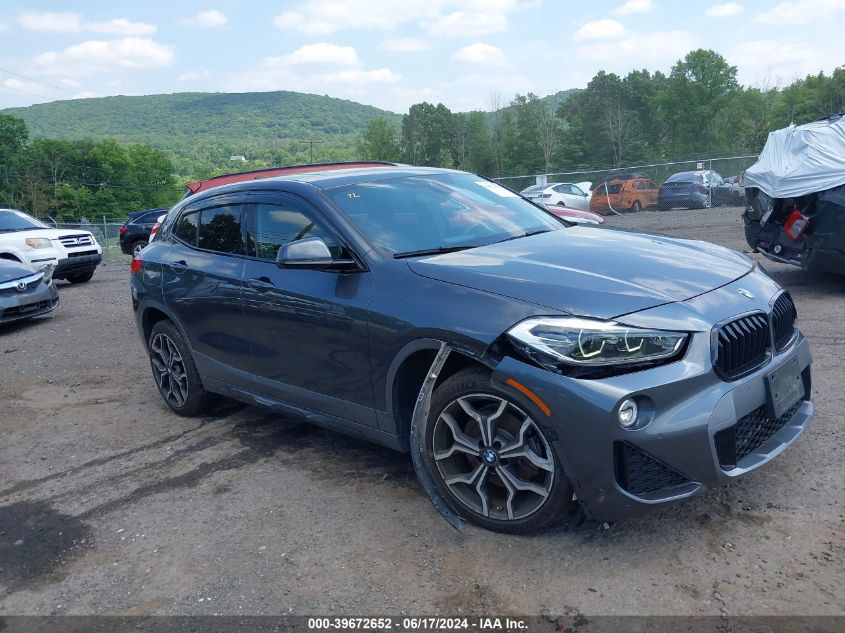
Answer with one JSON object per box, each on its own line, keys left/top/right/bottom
{"left": 66, "top": 270, "right": 94, "bottom": 283}
{"left": 631, "top": 200, "right": 642, "bottom": 213}
{"left": 148, "top": 320, "right": 209, "bottom": 417}
{"left": 418, "top": 367, "right": 573, "bottom": 533}
{"left": 131, "top": 240, "right": 148, "bottom": 257}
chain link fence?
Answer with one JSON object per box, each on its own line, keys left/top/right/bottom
{"left": 493, "top": 155, "right": 760, "bottom": 197}
{"left": 52, "top": 220, "right": 127, "bottom": 261}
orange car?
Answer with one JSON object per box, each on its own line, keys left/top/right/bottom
{"left": 590, "top": 176, "right": 659, "bottom": 214}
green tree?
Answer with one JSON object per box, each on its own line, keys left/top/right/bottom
{"left": 359, "top": 117, "right": 400, "bottom": 161}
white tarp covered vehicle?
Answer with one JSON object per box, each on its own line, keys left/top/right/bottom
{"left": 743, "top": 114, "right": 845, "bottom": 275}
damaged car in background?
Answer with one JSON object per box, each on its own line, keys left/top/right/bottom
{"left": 743, "top": 113, "right": 845, "bottom": 275}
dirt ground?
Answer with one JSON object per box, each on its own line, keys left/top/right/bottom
{"left": 0, "top": 206, "right": 842, "bottom": 617}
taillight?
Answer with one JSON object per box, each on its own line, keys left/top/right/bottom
{"left": 130, "top": 256, "right": 142, "bottom": 275}
{"left": 150, "top": 222, "right": 161, "bottom": 239}
{"left": 119, "top": 226, "right": 127, "bottom": 235}
{"left": 784, "top": 208, "right": 810, "bottom": 240}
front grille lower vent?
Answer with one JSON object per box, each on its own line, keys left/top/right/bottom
{"left": 771, "top": 293, "right": 797, "bottom": 350}
{"left": 614, "top": 442, "right": 691, "bottom": 497}
{"left": 715, "top": 401, "right": 803, "bottom": 470}
{"left": 715, "top": 313, "right": 770, "bottom": 379}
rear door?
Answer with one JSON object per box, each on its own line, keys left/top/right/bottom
{"left": 239, "top": 192, "right": 376, "bottom": 428}
{"left": 161, "top": 194, "right": 251, "bottom": 375}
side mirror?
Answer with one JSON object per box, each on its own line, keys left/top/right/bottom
{"left": 276, "top": 237, "right": 357, "bottom": 270}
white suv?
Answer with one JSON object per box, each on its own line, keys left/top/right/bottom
{"left": 0, "top": 209, "right": 103, "bottom": 283}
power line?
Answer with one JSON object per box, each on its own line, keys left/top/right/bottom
{"left": 0, "top": 82, "right": 51, "bottom": 101}
{"left": 0, "top": 67, "right": 76, "bottom": 95}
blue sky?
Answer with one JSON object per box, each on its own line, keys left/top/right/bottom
{"left": 1, "top": 0, "right": 842, "bottom": 113}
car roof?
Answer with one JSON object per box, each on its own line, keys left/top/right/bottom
{"left": 185, "top": 161, "right": 400, "bottom": 195}
{"left": 183, "top": 164, "right": 468, "bottom": 201}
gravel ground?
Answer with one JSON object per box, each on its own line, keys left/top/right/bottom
{"left": 0, "top": 206, "right": 842, "bottom": 617}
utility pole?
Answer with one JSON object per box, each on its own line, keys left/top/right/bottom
{"left": 298, "top": 139, "right": 325, "bottom": 163}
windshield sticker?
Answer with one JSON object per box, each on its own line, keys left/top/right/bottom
{"left": 475, "top": 181, "right": 518, "bottom": 198}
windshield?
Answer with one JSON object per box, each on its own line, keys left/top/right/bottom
{"left": 521, "top": 185, "right": 547, "bottom": 195}
{"left": 666, "top": 172, "right": 703, "bottom": 183}
{"left": 326, "top": 173, "right": 561, "bottom": 256}
{"left": 0, "top": 210, "right": 48, "bottom": 232}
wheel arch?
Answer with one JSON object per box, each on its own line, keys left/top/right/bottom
{"left": 138, "top": 300, "right": 192, "bottom": 351}
{"left": 385, "top": 338, "right": 494, "bottom": 450}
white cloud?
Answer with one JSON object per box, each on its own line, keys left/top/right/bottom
{"left": 178, "top": 68, "right": 211, "bottom": 81}
{"left": 229, "top": 41, "right": 400, "bottom": 100}
{"left": 612, "top": 0, "right": 654, "bottom": 14}
{"left": 0, "top": 21, "right": 9, "bottom": 32}
{"left": 18, "top": 11, "right": 83, "bottom": 32}
{"left": 380, "top": 37, "right": 431, "bottom": 52}
{"left": 180, "top": 10, "right": 228, "bottom": 28}
{"left": 576, "top": 29, "right": 698, "bottom": 66}
{"left": 272, "top": 0, "right": 534, "bottom": 37}
{"left": 575, "top": 19, "right": 625, "bottom": 41}
{"left": 756, "top": 0, "right": 845, "bottom": 25}
{"left": 31, "top": 38, "right": 174, "bottom": 77}
{"left": 728, "top": 38, "right": 824, "bottom": 84}
{"left": 272, "top": 43, "right": 360, "bottom": 67}
{"left": 706, "top": 3, "right": 744, "bottom": 16}
{"left": 428, "top": 10, "right": 509, "bottom": 36}
{"left": 18, "top": 12, "right": 156, "bottom": 35}
{"left": 87, "top": 18, "right": 157, "bottom": 36}
{"left": 453, "top": 42, "right": 506, "bottom": 66}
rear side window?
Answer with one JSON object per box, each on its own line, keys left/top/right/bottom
{"left": 199, "top": 205, "right": 245, "bottom": 254}
{"left": 174, "top": 211, "right": 199, "bottom": 245}
{"left": 250, "top": 202, "right": 340, "bottom": 260}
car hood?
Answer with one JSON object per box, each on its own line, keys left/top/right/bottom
{"left": 406, "top": 227, "right": 754, "bottom": 319}
{"left": 0, "top": 259, "right": 38, "bottom": 283}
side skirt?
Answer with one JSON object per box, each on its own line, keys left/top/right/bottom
{"left": 202, "top": 375, "right": 405, "bottom": 452}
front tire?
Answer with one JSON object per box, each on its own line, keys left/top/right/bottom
{"left": 65, "top": 270, "right": 95, "bottom": 283}
{"left": 419, "top": 367, "right": 572, "bottom": 533}
{"left": 631, "top": 200, "right": 642, "bottom": 213}
{"left": 148, "top": 320, "right": 209, "bottom": 416}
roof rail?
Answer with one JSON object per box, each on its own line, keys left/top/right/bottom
{"left": 185, "top": 161, "right": 396, "bottom": 196}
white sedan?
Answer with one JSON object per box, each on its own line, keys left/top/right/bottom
{"left": 520, "top": 181, "right": 592, "bottom": 210}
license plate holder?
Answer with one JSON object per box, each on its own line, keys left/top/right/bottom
{"left": 765, "top": 354, "right": 805, "bottom": 420}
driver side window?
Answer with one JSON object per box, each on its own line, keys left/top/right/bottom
{"left": 249, "top": 202, "right": 341, "bottom": 261}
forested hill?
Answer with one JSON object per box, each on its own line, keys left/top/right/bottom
{"left": 1, "top": 91, "right": 401, "bottom": 174}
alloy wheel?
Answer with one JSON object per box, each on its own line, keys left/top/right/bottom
{"left": 432, "top": 394, "right": 555, "bottom": 521}
{"left": 150, "top": 332, "right": 189, "bottom": 408}
{"left": 133, "top": 242, "right": 147, "bottom": 257}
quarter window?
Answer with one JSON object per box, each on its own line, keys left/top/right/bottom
{"left": 251, "top": 203, "right": 340, "bottom": 261}
{"left": 173, "top": 211, "right": 199, "bottom": 245}
{"left": 198, "top": 205, "right": 245, "bottom": 255}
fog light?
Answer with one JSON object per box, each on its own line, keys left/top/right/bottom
{"left": 618, "top": 399, "right": 639, "bottom": 429}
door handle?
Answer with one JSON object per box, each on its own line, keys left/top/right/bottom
{"left": 247, "top": 277, "right": 275, "bottom": 290}
{"left": 169, "top": 260, "right": 188, "bottom": 274}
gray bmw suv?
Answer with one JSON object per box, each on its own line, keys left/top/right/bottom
{"left": 131, "top": 162, "right": 814, "bottom": 533}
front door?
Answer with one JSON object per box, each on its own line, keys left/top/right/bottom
{"left": 240, "top": 193, "right": 376, "bottom": 427}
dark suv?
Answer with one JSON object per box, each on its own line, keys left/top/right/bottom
{"left": 120, "top": 208, "right": 166, "bottom": 257}
{"left": 131, "top": 163, "right": 813, "bottom": 533}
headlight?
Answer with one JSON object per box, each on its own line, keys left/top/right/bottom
{"left": 507, "top": 317, "right": 688, "bottom": 371}
{"left": 25, "top": 237, "right": 52, "bottom": 249}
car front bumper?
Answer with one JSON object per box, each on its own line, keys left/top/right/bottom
{"left": 492, "top": 333, "right": 812, "bottom": 523}
{"left": 490, "top": 272, "right": 814, "bottom": 523}
{"left": 55, "top": 252, "right": 102, "bottom": 278}
{"left": 0, "top": 281, "right": 59, "bottom": 325}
